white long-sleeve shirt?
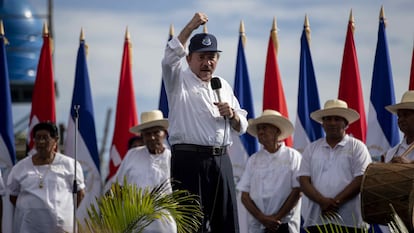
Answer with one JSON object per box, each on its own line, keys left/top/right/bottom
{"left": 161, "top": 36, "right": 247, "bottom": 146}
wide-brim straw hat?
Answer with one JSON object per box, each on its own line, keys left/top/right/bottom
{"left": 385, "top": 90, "right": 414, "bottom": 114}
{"left": 310, "top": 99, "right": 360, "bottom": 124}
{"left": 247, "top": 109, "right": 294, "bottom": 140}
{"left": 130, "top": 110, "right": 168, "bottom": 134}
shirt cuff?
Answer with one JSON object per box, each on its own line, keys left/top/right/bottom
{"left": 167, "top": 37, "right": 187, "bottom": 57}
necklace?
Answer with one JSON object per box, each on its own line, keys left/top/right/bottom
{"left": 33, "top": 164, "right": 52, "bottom": 189}
{"left": 32, "top": 154, "right": 55, "bottom": 189}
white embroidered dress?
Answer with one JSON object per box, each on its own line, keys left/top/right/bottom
{"left": 7, "top": 153, "right": 85, "bottom": 233}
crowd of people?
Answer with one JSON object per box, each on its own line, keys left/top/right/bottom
{"left": 1, "top": 12, "right": 413, "bottom": 233}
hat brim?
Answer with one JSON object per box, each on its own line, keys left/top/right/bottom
{"left": 191, "top": 48, "right": 222, "bottom": 53}
{"left": 247, "top": 115, "right": 294, "bottom": 140}
{"left": 129, "top": 120, "right": 168, "bottom": 134}
{"left": 385, "top": 103, "right": 414, "bottom": 114}
{"left": 310, "top": 108, "right": 360, "bottom": 124}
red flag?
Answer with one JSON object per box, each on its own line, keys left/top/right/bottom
{"left": 409, "top": 43, "right": 414, "bottom": 90}
{"left": 107, "top": 30, "right": 138, "bottom": 181}
{"left": 338, "top": 13, "right": 367, "bottom": 142}
{"left": 27, "top": 24, "right": 56, "bottom": 153}
{"left": 262, "top": 23, "right": 292, "bottom": 146}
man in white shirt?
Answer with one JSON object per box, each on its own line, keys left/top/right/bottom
{"left": 384, "top": 90, "right": 414, "bottom": 163}
{"left": 374, "top": 90, "right": 414, "bottom": 232}
{"left": 237, "top": 110, "right": 302, "bottom": 233}
{"left": 113, "top": 110, "right": 176, "bottom": 233}
{"left": 298, "top": 99, "right": 371, "bottom": 233}
{"left": 161, "top": 12, "right": 248, "bottom": 233}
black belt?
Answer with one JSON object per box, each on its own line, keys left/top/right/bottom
{"left": 172, "top": 144, "right": 227, "bottom": 156}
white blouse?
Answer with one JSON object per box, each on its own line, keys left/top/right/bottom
{"left": 7, "top": 153, "right": 85, "bottom": 233}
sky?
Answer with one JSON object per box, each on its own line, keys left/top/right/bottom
{"left": 10, "top": 0, "right": 414, "bottom": 174}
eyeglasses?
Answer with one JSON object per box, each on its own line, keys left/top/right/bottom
{"left": 34, "top": 135, "right": 54, "bottom": 142}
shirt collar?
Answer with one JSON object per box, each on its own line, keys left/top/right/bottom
{"left": 263, "top": 143, "right": 284, "bottom": 156}
{"left": 322, "top": 134, "right": 349, "bottom": 148}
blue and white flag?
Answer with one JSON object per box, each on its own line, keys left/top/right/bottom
{"left": 0, "top": 24, "right": 16, "bottom": 233}
{"left": 366, "top": 13, "right": 399, "bottom": 161}
{"left": 158, "top": 81, "right": 169, "bottom": 118}
{"left": 0, "top": 27, "right": 15, "bottom": 169}
{"left": 158, "top": 24, "right": 174, "bottom": 118}
{"left": 228, "top": 28, "right": 258, "bottom": 233}
{"left": 232, "top": 35, "right": 258, "bottom": 157}
{"left": 293, "top": 22, "right": 323, "bottom": 153}
{"left": 64, "top": 37, "right": 101, "bottom": 223}
{"left": 229, "top": 32, "right": 258, "bottom": 179}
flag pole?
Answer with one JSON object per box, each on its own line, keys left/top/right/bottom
{"left": 271, "top": 17, "right": 278, "bottom": 55}
{"left": 73, "top": 104, "right": 80, "bottom": 233}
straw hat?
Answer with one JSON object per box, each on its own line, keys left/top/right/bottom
{"left": 310, "top": 99, "right": 360, "bottom": 124}
{"left": 247, "top": 109, "right": 294, "bottom": 140}
{"left": 129, "top": 110, "right": 168, "bottom": 134}
{"left": 385, "top": 90, "right": 414, "bottom": 114}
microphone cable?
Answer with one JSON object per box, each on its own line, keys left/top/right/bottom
{"left": 206, "top": 77, "right": 230, "bottom": 232}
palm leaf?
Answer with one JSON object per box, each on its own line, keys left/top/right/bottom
{"left": 79, "top": 178, "right": 203, "bottom": 233}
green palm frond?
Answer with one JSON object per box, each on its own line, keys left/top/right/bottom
{"left": 79, "top": 178, "right": 203, "bottom": 233}
{"left": 309, "top": 212, "right": 370, "bottom": 233}
{"left": 304, "top": 205, "right": 411, "bottom": 233}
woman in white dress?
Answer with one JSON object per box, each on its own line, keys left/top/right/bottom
{"left": 7, "top": 122, "right": 85, "bottom": 233}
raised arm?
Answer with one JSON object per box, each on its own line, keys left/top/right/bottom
{"left": 177, "top": 12, "right": 208, "bottom": 46}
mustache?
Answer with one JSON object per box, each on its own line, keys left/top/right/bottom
{"left": 200, "top": 65, "right": 212, "bottom": 71}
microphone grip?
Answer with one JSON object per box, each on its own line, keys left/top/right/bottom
{"left": 214, "top": 90, "right": 227, "bottom": 120}
{"left": 214, "top": 90, "right": 222, "bottom": 103}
